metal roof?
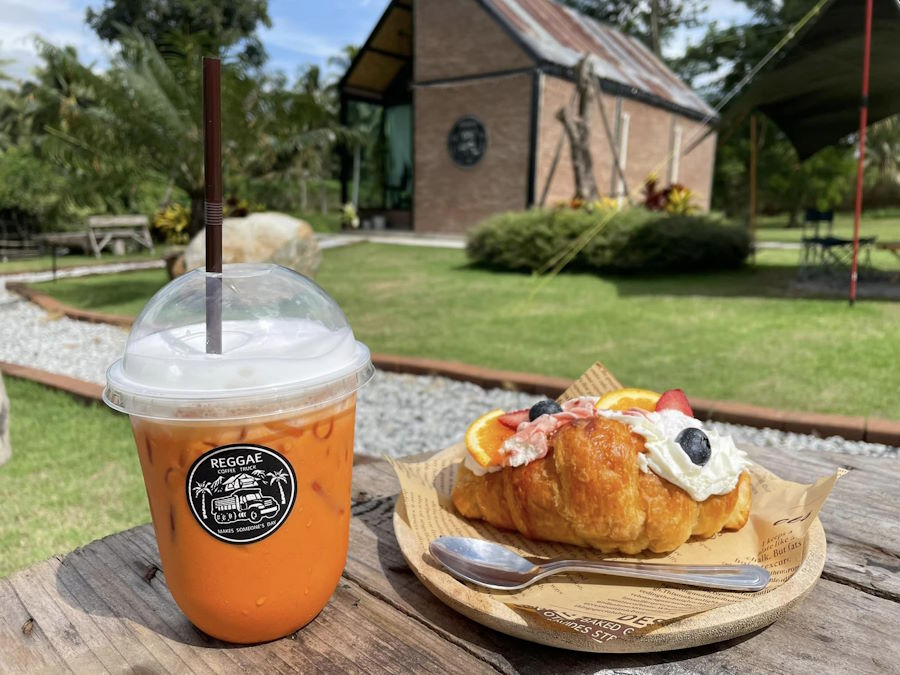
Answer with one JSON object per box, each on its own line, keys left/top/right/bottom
{"left": 482, "top": 0, "right": 717, "bottom": 120}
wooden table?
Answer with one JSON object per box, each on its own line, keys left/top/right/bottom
{"left": 798, "top": 236, "right": 876, "bottom": 278}
{"left": 2, "top": 445, "right": 898, "bottom": 674}
{"left": 877, "top": 241, "right": 900, "bottom": 281}
{"left": 85, "top": 216, "right": 154, "bottom": 258}
{"left": 37, "top": 216, "right": 154, "bottom": 266}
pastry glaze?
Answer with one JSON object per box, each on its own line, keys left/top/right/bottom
{"left": 452, "top": 416, "right": 751, "bottom": 554}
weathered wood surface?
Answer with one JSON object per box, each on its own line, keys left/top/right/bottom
{"left": 345, "top": 447, "right": 900, "bottom": 674}
{"left": 2, "top": 445, "right": 898, "bottom": 674}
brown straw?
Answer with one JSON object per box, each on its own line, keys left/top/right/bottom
{"left": 203, "top": 57, "right": 223, "bottom": 354}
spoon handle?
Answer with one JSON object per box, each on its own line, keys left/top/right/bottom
{"left": 538, "top": 559, "right": 770, "bottom": 591}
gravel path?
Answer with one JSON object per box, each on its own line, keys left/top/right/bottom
{"left": 317, "top": 232, "right": 465, "bottom": 250}
{"left": 1, "top": 277, "right": 896, "bottom": 459}
{"left": 354, "top": 372, "right": 898, "bottom": 459}
{"left": 0, "top": 282, "right": 128, "bottom": 384}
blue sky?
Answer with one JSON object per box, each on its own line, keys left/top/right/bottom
{"left": 0, "top": 0, "right": 752, "bottom": 83}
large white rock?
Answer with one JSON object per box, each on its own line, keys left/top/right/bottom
{"left": 182, "top": 212, "right": 321, "bottom": 278}
{"left": 0, "top": 373, "right": 10, "bottom": 467}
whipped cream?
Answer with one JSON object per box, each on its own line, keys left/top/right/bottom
{"left": 596, "top": 409, "right": 750, "bottom": 501}
{"left": 463, "top": 451, "right": 500, "bottom": 476}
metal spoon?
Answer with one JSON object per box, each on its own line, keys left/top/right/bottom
{"left": 429, "top": 536, "right": 770, "bottom": 592}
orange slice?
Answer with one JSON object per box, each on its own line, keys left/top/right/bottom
{"left": 595, "top": 388, "right": 661, "bottom": 412}
{"left": 465, "top": 409, "right": 516, "bottom": 468}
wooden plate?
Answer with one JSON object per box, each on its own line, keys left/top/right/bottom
{"left": 393, "top": 496, "right": 826, "bottom": 653}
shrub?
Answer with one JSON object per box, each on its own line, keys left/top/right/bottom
{"left": 585, "top": 214, "right": 750, "bottom": 273}
{"left": 152, "top": 203, "right": 190, "bottom": 244}
{"left": 467, "top": 208, "right": 600, "bottom": 272}
{"left": 224, "top": 196, "right": 265, "bottom": 218}
{"left": 466, "top": 207, "right": 749, "bottom": 274}
{"left": 341, "top": 203, "right": 360, "bottom": 229}
{"left": 852, "top": 179, "right": 900, "bottom": 211}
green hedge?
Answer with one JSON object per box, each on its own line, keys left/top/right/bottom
{"left": 466, "top": 208, "right": 750, "bottom": 274}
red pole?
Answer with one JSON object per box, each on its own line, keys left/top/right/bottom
{"left": 849, "top": 0, "right": 874, "bottom": 306}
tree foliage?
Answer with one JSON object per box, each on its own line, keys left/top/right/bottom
{"left": 714, "top": 117, "right": 856, "bottom": 221}
{"left": 0, "top": 146, "right": 71, "bottom": 232}
{"left": 561, "top": 0, "right": 706, "bottom": 56}
{"left": 86, "top": 0, "right": 271, "bottom": 67}
{"left": 0, "top": 26, "right": 349, "bottom": 234}
{"left": 865, "top": 115, "right": 900, "bottom": 182}
{"left": 669, "top": 0, "right": 900, "bottom": 217}
{"left": 673, "top": 0, "right": 812, "bottom": 92}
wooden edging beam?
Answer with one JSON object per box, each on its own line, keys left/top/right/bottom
{"left": 0, "top": 361, "right": 104, "bottom": 402}
{"left": 6, "top": 282, "right": 135, "bottom": 328}
{"left": 372, "top": 354, "right": 900, "bottom": 446}
{"left": 6, "top": 285, "right": 900, "bottom": 446}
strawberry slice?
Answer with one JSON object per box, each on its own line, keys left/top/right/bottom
{"left": 498, "top": 409, "right": 530, "bottom": 430}
{"left": 654, "top": 389, "right": 693, "bottom": 417}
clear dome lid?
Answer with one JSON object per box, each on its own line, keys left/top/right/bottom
{"left": 104, "top": 263, "right": 373, "bottom": 421}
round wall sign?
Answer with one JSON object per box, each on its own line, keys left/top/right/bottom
{"left": 447, "top": 116, "right": 487, "bottom": 168}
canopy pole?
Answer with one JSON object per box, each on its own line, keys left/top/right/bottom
{"left": 749, "top": 114, "right": 758, "bottom": 264}
{"left": 849, "top": 0, "right": 874, "bottom": 306}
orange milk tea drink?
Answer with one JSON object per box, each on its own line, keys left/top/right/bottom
{"left": 104, "top": 264, "right": 373, "bottom": 643}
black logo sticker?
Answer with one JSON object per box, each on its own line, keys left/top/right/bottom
{"left": 186, "top": 444, "right": 297, "bottom": 544}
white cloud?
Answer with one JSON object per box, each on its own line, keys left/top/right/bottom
{"left": 0, "top": 0, "right": 109, "bottom": 82}
{"left": 260, "top": 17, "right": 344, "bottom": 59}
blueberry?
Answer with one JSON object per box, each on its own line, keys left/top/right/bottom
{"left": 529, "top": 399, "right": 563, "bottom": 421}
{"left": 675, "top": 428, "right": 712, "bottom": 466}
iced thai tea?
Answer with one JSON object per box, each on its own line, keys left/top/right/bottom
{"left": 105, "top": 264, "right": 373, "bottom": 643}
{"left": 131, "top": 395, "right": 357, "bottom": 643}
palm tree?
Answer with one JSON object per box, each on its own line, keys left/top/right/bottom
{"left": 192, "top": 481, "right": 212, "bottom": 519}
{"left": 245, "top": 67, "right": 362, "bottom": 216}
{"left": 38, "top": 32, "right": 351, "bottom": 235}
{"left": 866, "top": 115, "right": 900, "bottom": 182}
{"left": 326, "top": 45, "right": 359, "bottom": 78}
{"left": 267, "top": 469, "right": 289, "bottom": 505}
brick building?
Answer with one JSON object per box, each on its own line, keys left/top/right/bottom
{"left": 339, "top": 0, "right": 717, "bottom": 233}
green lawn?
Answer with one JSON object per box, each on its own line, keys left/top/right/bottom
{"left": 30, "top": 244, "right": 900, "bottom": 419}
{"left": 0, "top": 377, "right": 148, "bottom": 577}
{"left": 32, "top": 267, "right": 168, "bottom": 316}
{"left": 755, "top": 212, "right": 900, "bottom": 244}
{"left": 0, "top": 250, "right": 160, "bottom": 275}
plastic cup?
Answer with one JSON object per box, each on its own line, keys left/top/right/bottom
{"left": 104, "top": 264, "right": 373, "bottom": 643}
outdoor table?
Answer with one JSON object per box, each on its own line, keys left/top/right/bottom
{"left": 2, "top": 444, "right": 898, "bottom": 673}
{"left": 799, "top": 235, "right": 876, "bottom": 277}
{"left": 877, "top": 241, "right": 900, "bottom": 281}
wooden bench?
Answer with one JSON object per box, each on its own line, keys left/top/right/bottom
{"left": 35, "top": 216, "right": 154, "bottom": 260}
{"left": 1, "top": 445, "right": 898, "bottom": 673}
{"left": 86, "top": 215, "right": 154, "bottom": 257}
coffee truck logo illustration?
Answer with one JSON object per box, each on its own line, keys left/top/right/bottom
{"left": 448, "top": 116, "right": 487, "bottom": 168}
{"left": 186, "top": 444, "right": 297, "bottom": 544}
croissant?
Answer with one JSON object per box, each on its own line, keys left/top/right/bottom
{"left": 452, "top": 415, "right": 751, "bottom": 554}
